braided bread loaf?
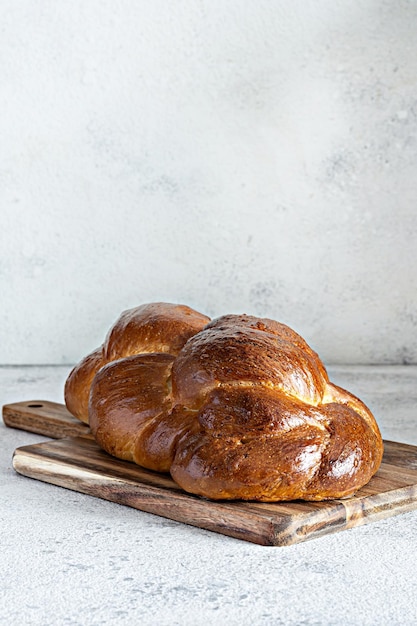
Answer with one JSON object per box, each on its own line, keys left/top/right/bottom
{"left": 66, "top": 303, "right": 383, "bottom": 502}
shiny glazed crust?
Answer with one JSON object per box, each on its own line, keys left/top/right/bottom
{"left": 64, "top": 302, "right": 211, "bottom": 423}
{"left": 79, "top": 309, "right": 384, "bottom": 502}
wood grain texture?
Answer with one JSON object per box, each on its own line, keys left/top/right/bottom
{"left": 5, "top": 400, "right": 417, "bottom": 546}
{"left": 2, "top": 400, "right": 91, "bottom": 439}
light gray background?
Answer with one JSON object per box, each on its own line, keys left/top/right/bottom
{"left": 1, "top": 0, "right": 416, "bottom": 365}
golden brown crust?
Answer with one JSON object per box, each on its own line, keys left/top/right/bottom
{"left": 103, "top": 303, "right": 211, "bottom": 360}
{"left": 172, "top": 315, "right": 328, "bottom": 408}
{"left": 64, "top": 348, "right": 105, "bottom": 425}
{"left": 81, "top": 309, "right": 384, "bottom": 502}
{"left": 64, "top": 302, "right": 210, "bottom": 423}
{"left": 89, "top": 353, "right": 175, "bottom": 466}
{"left": 170, "top": 386, "right": 382, "bottom": 501}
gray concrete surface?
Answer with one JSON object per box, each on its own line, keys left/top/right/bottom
{"left": 1, "top": 365, "right": 417, "bottom": 625}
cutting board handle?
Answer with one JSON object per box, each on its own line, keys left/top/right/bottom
{"left": 2, "top": 400, "right": 91, "bottom": 439}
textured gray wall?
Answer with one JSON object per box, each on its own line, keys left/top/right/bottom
{"left": 1, "top": 1, "right": 416, "bottom": 365}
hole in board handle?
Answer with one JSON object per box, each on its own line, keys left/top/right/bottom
{"left": 27, "top": 404, "right": 43, "bottom": 408}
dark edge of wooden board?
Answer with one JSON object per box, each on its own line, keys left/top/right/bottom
{"left": 12, "top": 436, "right": 417, "bottom": 547}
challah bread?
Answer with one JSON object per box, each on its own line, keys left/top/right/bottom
{"left": 64, "top": 302, "right": 210, "bottom": 423}
{"left": 83, "top": 309, "right": 383, "bottom": 502}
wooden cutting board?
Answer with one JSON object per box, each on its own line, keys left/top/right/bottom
{"left": 4, "top": 400, "right": 417, "bottom": 546}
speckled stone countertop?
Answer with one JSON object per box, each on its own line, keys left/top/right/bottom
{"left": 1, "top": 365, "right": 417, "bottom": 626}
